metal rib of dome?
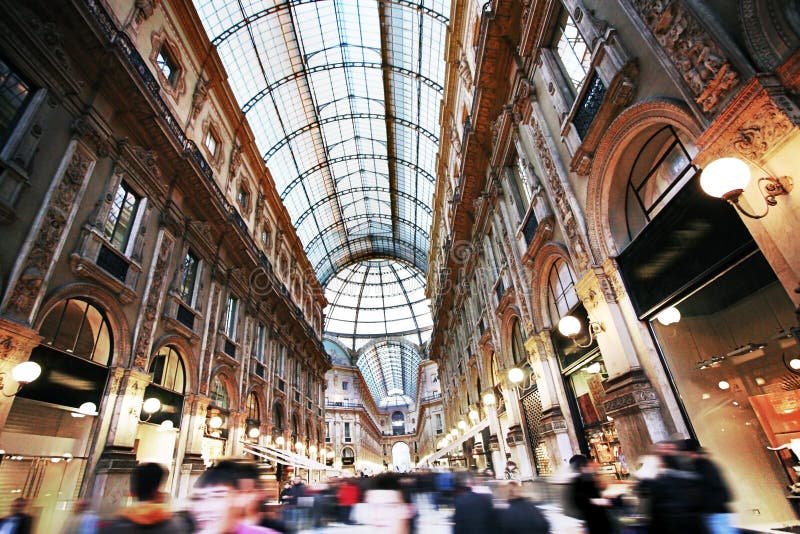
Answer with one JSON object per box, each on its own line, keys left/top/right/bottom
{"left": 324, "top": 259, "right": 432, "bottom": 351}
{"left": 194, "top": 0, "right": 450, "bottom": 285}
{"left": 357, "top": 339, "right": 422, "bottom": 408}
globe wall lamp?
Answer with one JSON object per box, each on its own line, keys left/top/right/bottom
{"left": 457, "top": 420, "right": 467, "bottom": 430}
{"left": 275, "top": 435, "right": 285, "bottom": 447}
{"left": 295, "top": 441, "right": 305, "bottom": 453}
{"left": 207, "top": 414, "right": 224, "bottom": 431}
{"left": 247, "top": 426, "right": 261, "bottom": 439}
{"left": 558, "top": 315, "right": 604, "bottom": 349}
{"left": 140, "top": 397, "right": 162, "bottom": 422}
{"left": 1, "top": 361, "right": 42, "bottom": 397}
{"left": 468, "top": 409, "right": 479, "bottom": 422}
{"left": 700, "top": 157, "right": 792, "bottom": 219}
{"left": 308, "top": 445, "right": 317, "bottom": 456}
{"left": 482, "top": 392, "right": 496, "bottom": 406}
{"left": 507, "top": 367, "right": 525, "bottom": 385}
{"left": 72, "top": 401, "right": 98, "bottom": 418}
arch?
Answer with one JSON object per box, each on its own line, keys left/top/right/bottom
{"left": 245, "top": 390, "right": 261, "bottom": 423}
{"left": 150, "top": 334, "right": 197, "bottom": 394}
{"left": 209, "top": 365, "right": 237, "bottom": 410}
{"left": 391, "top": 441, "right": 412, "bottom": 472}
{"left": 587, "top": 99, "right": 702, "bottom": 260}
{"left": 272, "top": 400, "right": 286, "bottom": 432}
{"left": 499, "top": 305, "right": 525, "bottom": 369}
{"left": 528, "top": 243, "right": 574, "bottom": 330}
{"left": 148, "top": 344, "right": 186, "bottom": 394}
{"left": 35, "top": 282, "right": 130, "bottom": 368}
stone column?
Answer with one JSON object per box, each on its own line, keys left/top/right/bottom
{"left": 227, "top": 411, "right": 245, "bottom": 457}
{"left": 575, "top": 265, "right": 670, "bottom": 463}
{"left": 483, "top": 395, "right": 506, "bottom": 479}
{"left": 91, "top": 369, "right": 151, "bottom": 513}
{"left": 173, "top": 394, "right": 209, "bottom": 498}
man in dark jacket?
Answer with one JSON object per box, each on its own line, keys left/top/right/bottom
{"left": 498, "top": 481, "right": 550, "bottom": 534}
{"left": 569, "top": 454, "right": 611, "bottom": 534}
{"left": 99, "top": 462, "right": 191, "bottom": 533}
{"left": 452, "top": 473, "right": 495, "bottom": 534}
{"left": 682, "top": 439, "right": 734, "bottom": 534}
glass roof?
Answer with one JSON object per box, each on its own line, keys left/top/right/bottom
{"left": 194, "top": 0, "right": 450, "bottom": 285}
{"left": 324, "top": 259, "right": 432, "bottom": 351}
{"left": 357, "top": 340, "right": 422, "bottom": 408}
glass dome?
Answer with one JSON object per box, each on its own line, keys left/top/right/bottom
{"left": 324, "top": 259, "right": 432, "bottom": 351}
{"left": 357, "top": 340, "right": 422, "bottom": 407}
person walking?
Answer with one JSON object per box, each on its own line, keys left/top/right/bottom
{"left": 0, "top": 498, "right": 33, "bottom": 534}
{"left": 569, "top": 454, "right": 612, "bottom": 534}
{"left": 452, "top": 473, "right": 495, "bottom": 534}
{"left": 98, "top": 463, "right": 191, "bottom": 534}
{"left": 498, "top": 481, "right": 550, "bottom": 534}
{"left": 336, "top": 477, "right": 360, "bottom": 524}
{"left": 682, "top": 439, "right": 734, "bottom": 534}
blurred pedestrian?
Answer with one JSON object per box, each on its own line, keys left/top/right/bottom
{"left": 569, "top": 454, "right": 611, "bottom": 534}
{"left": 191, "top": 459, "right": 279, "bottom": 533}
{"left": 503, "top": 461, "right": 521, "bottom": 482}
{"left": 279, "top": 483, "right": 292, "bottom": 504}
{"left": 682, "top": 439, "right": 734, "bottom": 534}
{"left": 0, "top": 498, "right": 33, "bottom": 534}
{"left": 98, "top": 462, "right": 191, "bottom": 533}
{"left": 336, "top": 477, "right": 360, "bottom": 524}
{"left": 498, "top": 481, "right": 550, "bottom": 534}
{"left": 59, "top": 500, "right": 98, "bottom": 534}
{"left": 635, "top": 442, "right": 706, "bottom": 534}
{"left": 452, "top": 472, "right": 495, "bottom": 534}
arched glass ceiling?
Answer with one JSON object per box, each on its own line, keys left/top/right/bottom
{"left": 357, "top": 340, "right": 422, "bottom": 408}
{"left": 194, "top": 0, "right": 450, "bottom": 285}
{"left": 324, "top": 259, "right": 432, "bottom": 351}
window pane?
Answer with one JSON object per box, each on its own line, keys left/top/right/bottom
{"left": 179, "top": 250, "right": 199, "bottom": 303}
{"left": 553, "top": 9, "right": 591, "bottom": 93}
{"left": 0, "top": 58, "right": 32, "bottom": 146}
{"left": 104, "top": 183, "right": 140, "bottom": 253}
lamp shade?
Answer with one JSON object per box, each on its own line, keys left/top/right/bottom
{"left": 508, "top": 367, "right": 524, "bottom": 384}
{"left": 700, "top": 157, "right": 751, "bottom": 198}
{"left": 655, "top": 306, "right": 681, "bottom": 326}
{"left": 482, "top": 392, "right": 496, "bottom": 406}
{"left": 142, "top": 397, "right": 161, "bottom": 415}
{"left": 78, "top": 402, "right": 98, "bottom": 416}
{"left": 557, "top": 315, "right": 582, "bottom": 337}
{"left": 11, "top": 361, "right": 41, "bottom": 384}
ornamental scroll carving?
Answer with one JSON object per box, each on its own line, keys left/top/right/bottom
{"left": 529, "top": 122, "right": 591, "bottom": 272}
{"left": 629, "top": 0, "right": 739, "bottom": 114}
{"left": 199, "top": 283, "right": 222, "bottom": 396}
{"left": 132, "top": 232, "right": 174, "bottom": 370}
{"left": 732, "top": 100, "right": 794, "bottom": 161}
{"left": 4, "top": 148, "right": 95, "bottom": 322}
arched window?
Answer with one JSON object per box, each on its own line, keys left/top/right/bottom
{"left": 625, "top": 125, "right": 696, "bottom": 240}
{"left": 39, "top": 298, "right": 112, "bottom": 365}
{"left": 511, "top": 319, "right": 526, "bottom": 365}
{"left": 246, "top": 392, "right": 260, "bottom": 422}
{"left": 547, "top": 259, "right": 579, "bottom": 323}
{"left": 272, "top": 402, "right": 284, "bottom": 432}
{"left": 291, "top": 414, "right": 299, "bottom": 441}
{"left": 210, "top": 375, "right": 230, "bottom": 410}
{"left": 149, "top": 346, "right": 185, "bottom": 394}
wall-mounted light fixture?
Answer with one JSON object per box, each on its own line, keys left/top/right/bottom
{"left": 783, "top": 353, "right": 800, "bottom": 375}
{"left": 468, "top": 409, "right": 479, "bottom": 422}
{"left": 0, "top": 361, "right": 42, "bottom": 397}
{"left": 247, "top": 426, "right": 261, "bottom": 439}
{"left": 507, "top": 367, "right": 525, "bottom": 385}
{"left": 558, "top": 315, "right": 604, "bottom": 348}
{"left": 482, "top": 392, "right": 496, "bottom": 406}
{"left": 457, "top": 420, "right": 467, "bottom": 430}
{"left": 655, "top": 306, "right": 681, "bottom": 326}
{"left": 700, "top": 157, "right": 792, "bottom": 219}
{"left": 140, "top": 397, "right": 162, "bottom": 422}
{"left": 275, "top": 435, "right": 285, "bottom": 447}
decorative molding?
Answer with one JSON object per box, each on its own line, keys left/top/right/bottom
{"left": 696, "top": 77, "right": 800, "bottom": 166}
{"left": 148, "top": 30, "right": 187, "bottom": 101}
{"left": 603, "top": 369, "right": 661, "bottom": 416}
{"left": 628, "top": 0, "right": 739, "bottom": 114}
{"left": 2, "top": 146, "right": 95, "bottom": 323}
{"left": 131, "top": 231, "right": 175, "bottom": 370}
{"left": 190, "top": 77, "right": 210, "bottom": 121}
{"left": 740, "top": 0, "right": 800, "bottom": 73}
{"left": 529, "top": 121, "right": 591, "bottom": 271}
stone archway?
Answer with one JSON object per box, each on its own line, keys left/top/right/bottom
{"left": 391, "top": 441, "right": 411, "bottom": 472}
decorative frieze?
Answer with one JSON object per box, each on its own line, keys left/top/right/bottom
{"left": 627, "top": 0, "right": 739, "bottom": 114}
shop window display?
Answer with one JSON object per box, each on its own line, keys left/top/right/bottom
{"left": 650, "top": 252, "right": 799, "bottom": 526}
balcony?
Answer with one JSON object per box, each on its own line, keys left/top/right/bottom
{"left": 573, "top": 72, "right": 607, "bottom": 140}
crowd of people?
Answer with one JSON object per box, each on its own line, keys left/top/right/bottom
{"left": 0, "top": 438, "right": 735, "bottom": 534}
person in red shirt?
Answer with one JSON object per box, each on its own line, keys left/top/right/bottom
{"left": 336, "top": 477, "right": 360, "bottom": 525}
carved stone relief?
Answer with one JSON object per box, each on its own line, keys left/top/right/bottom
{"left": 132, "top": 231, "right": 175, "bottom": 370}
{"left": 199, "top": 283, "right": 222, "bottom": 396}
{"left": 3, "top": 146, "right": 95, "bottom": 323}
{"left": 529, "top": 121, "right": 591, "bottom": 271}
{"left": 628, "top": 0, "right": 739, "bottom": 114}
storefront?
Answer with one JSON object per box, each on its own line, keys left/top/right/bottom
{"left": 547, "top": 262, "right": 625, "bottom": 479}
{"left": 618, "top": 171, "right": 800, "bottom": 525}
